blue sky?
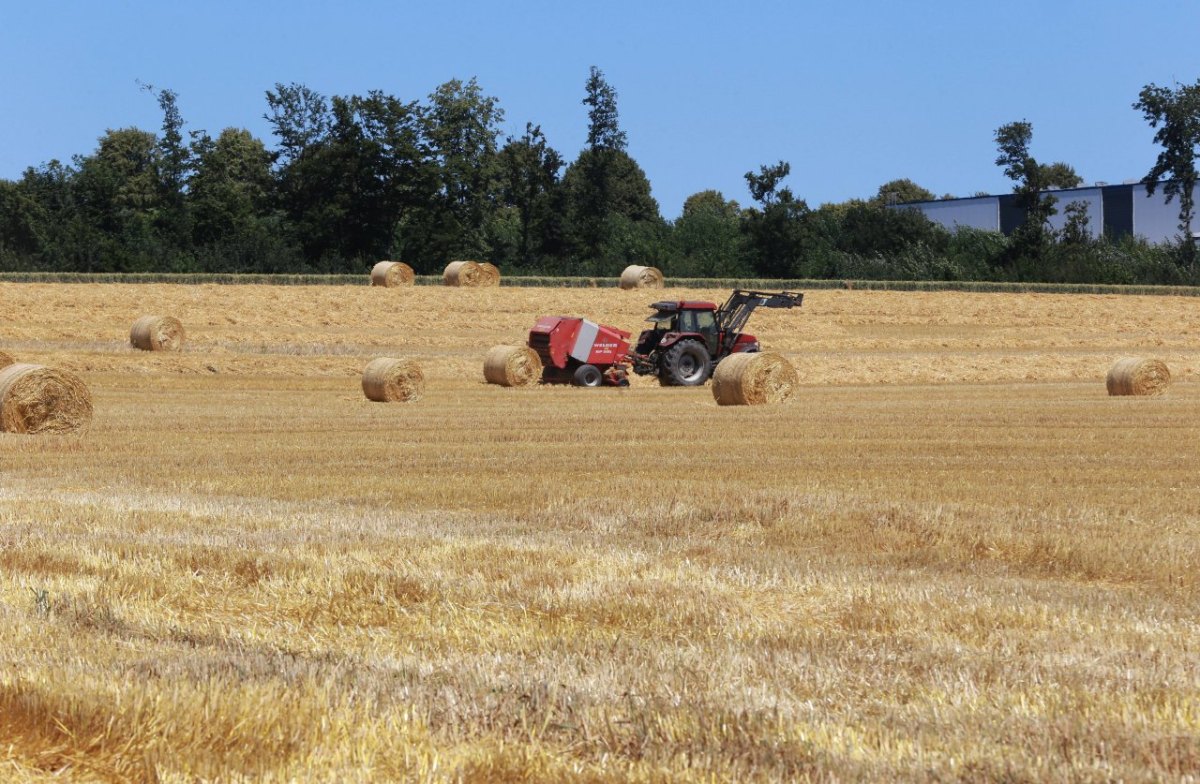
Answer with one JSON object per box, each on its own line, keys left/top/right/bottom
{"left": 1, "top": 1, "right": 1197, "bottom": 217}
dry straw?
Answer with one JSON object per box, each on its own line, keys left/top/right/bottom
{"left": 478, "top": 262, "right": 501, "bottom": 287}
{"left": 362, "top": 357, "right": 425, "bottom": 402}
{"left": 483, "top": 345, "right": 543, "bottom": 387}
{"left": 0, "top": 350, "right": 14, "bottom": 369}
{"left": 619, "top": 265, "right": 664, "bottom": 290}
{"left": 0, "top": 363, "right": 93, "bottom": 434}
{"left": 130, "top": 315, "right": 185, "bottom": 352}
{"left": 370, "top": 261, "right": 415, "bottom": 287}
{"left": 712, "top": 352, "right": 797, "bottom": 406}
{"left": 1106, "top": 357, "right": 1171, "bottom": 397}
{"left": 443, "top": 260, "right": 484, "bottom": 287}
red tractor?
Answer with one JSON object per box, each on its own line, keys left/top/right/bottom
{"left": 526, "top": 289, "right": 803, "bottom": 387}
{"left": 630, "top": 289, "right": 803, "bottom": 385}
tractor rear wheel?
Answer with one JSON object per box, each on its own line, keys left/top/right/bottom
{"left": 572, "top": 363, "right": 603, "bottom": 387}
{"left": 658, "top": 340, "right": 712, "bottom": 386}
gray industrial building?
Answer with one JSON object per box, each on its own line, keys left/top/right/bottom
{"left": 896, "top": 182, "right": 1200, "bottom": 244}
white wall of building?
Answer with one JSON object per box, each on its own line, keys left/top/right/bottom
{"left": 911, "top": 197, "right": 999, "bottom": 232}
{"left": 1047, "top": 188, "right": 1103, "bottom": 239}
{"left": 1132, "top": 183, "right": 1200, "bottom": 243}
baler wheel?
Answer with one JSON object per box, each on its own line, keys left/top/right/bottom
{"left": 572, "top": 364, "right": 603, "bottom": 387}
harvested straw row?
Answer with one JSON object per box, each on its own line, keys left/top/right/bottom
{"left": 619, "top": 265, "right": 664, "bottom": 290}
{"left": 370, "top": 261, "right": 415, "bottom": 287}
{"left": 712, "top": 352, "right": 797, "bottom": 406}
{"left": 483, "top": 345, "right": 542, "bottom": 387}
{"left": 0, "top": 350, "right": 13, "bottom": 369}
{"left": 362, "top": 357, "right": 424, "bottom": 402}
{"left": 130, "top": 315, "right": 185, "bottom": 352}
{"left": 1106, "top": 357, "right": 1171, "bottom": 397}
{"left": 0, "top": 363, "right": 93, "bottom": 434}
{"left": 444, "top": 260, "right": 484, "bottom": 287}
{"left": 478, "top": 262, "right": 501, "bottom": 287}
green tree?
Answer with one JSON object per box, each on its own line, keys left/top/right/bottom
{"left": 408, "top": 78, "right": 504, "bottom": 262}
{"left": 1059, "top": 200, "right": 1093, "bottom": 246}
{"left": 270, "top": 94, "right": 360, "bottom": 269}
{"left": 353, "top": 90, "right": 432, "bottom": 265}
{"left": 872, "top": 178, "right": 935, "bottom": 206}
{"left": 320, "top": 94, "right": 404, "bottom": 266}
{"left": 264, "top": 83, "right": 330, "bottom": 168}
{"left": 68, "top": 127, "right": 171, "bottom": 271}
{"left": 1134, "top": 79, "right": 1200, "bottom": 266}
{"left": 3, "top": 161, "right": 88, "bottom": 270}
{"left": 671, "top": 190, "right": 747, "bottom": 277}
{"left": 994, "top": 120, "right": 1081, "bottom": 276}
{"left": 561, "top": 148, "right": 660, "bottom": 272}
{"left": 141, "top": 85, "right": 194, "bottom": 251}
{"left": 187, "top": 128, "right": 290, "bottom": 271}
{"left": 263, "top": 83, "right": 338, "bottom": 267}
{"left": 836, "top": 203, "right": 949, "bottom": 258}
{"left": 745, "top": 160, "right": 793, "bottom": 206}
{"left": 494, "top": 123, "right": 563, "bottom": 269}
{"left": 562, "top": 67, "right": 661, "bottom": 271}
{"left": 1040, "top": 161, "right": 1083, "bottom": 189}
{"left": 0, "top": 178, "right": 42, "bottom": 268}
{"left": 740, "top": 161, "right": 822, "bottom": 277}
{"left": 264, "top": 85, "right": 431, "bottom": 271}
{"left": 142, "top": 86, "right": 190, "bottom": 202}
{"left": 583, "top": 66, "right": 627, "bottom": 152}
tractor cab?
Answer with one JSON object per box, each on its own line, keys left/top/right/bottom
{"left": 635, "top": 300, "right": 720, "bottom": 356}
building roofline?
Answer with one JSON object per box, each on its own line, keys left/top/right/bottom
{"left": 892, "top": 179, "right": 1186, "bottom": 208}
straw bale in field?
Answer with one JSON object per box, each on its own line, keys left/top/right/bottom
{"left": 1106, "top": 357, "right": 1171, "bottom": 397}
{"left": 712, "top": 352, "right": 797, "bottom": 406}
{"left": 370, "top": 261, "right": 414, "bottom": 287}
{"left": 362, "top": 357, "right": 425, "bottom": 402}
{"left": 619, "top": 265, "right": 664, "bottom": 290}
{"left": 483, "top": 345, "right": 542, "bottom": 387}
{"left": 130, "top": 315, "right": 185, "bottom": 351}
{"left": 443, "top": 260, "right": 485, "bottom": 287}
{"left": 0, "top": 363, "right": 93, "bottom": 434}
{"left": 0, "top": 350, "right": 14, "bottom": 369}
{"left": 478, "top": 262, "right": 501, "bottom": 287}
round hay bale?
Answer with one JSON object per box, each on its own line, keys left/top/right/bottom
{"left": 483, "top": 345, "right": 542, "bottom": 387}
{"left": 1106, "top": 357, "right": 1171, "bottom": 397}
{"left": 478, "top": 262, "right": 501, "bottom": 287}
{"left": 711, "top": 352, "right": 797, "bottom": 406}
{"left": 0, "top": 350, "right": 14, "bottom": 369}
{"left": 443, "top": 260, "right": 484, "bottom": 287}
{"left": 130, "top": 315, "right": 185, "bottom": 352}
{"left": 362, "top": 357, "right": 425, "bottom": 402}
{"left": 0, "top": 363, "right": 93, "bottom": 434}
{"left": 619, "top": 265, "right": 664, "bottom": 290}
{"left": 370, "top": 261, "right": 415, "bottom": 287}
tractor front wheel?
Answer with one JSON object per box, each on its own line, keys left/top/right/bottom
{"left": 572, "top": 364, "right": 603, "bottom": 387}
{"left": 658, "top": 340, "right": 712, "bottom": 386}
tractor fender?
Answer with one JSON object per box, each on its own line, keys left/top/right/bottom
{"left": 658, "top": 331, "right": 707, "bottom": 350}
{"left": 656, "top": 331, "right": 684, "bottom": 349}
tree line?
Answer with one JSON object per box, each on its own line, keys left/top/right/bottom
{"left": 1, "top": 70, "right": 1198, "bottom": 283}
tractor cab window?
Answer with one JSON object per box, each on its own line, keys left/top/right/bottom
{"left": 687, "top": 309, "right": 719, "bottom": 354}
{"left": 677, "top": 310, "right": 716, "bottom": 334}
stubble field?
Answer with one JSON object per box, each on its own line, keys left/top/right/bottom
{"left": 1, "top": 281, "right": 1199, "bottom": 782}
